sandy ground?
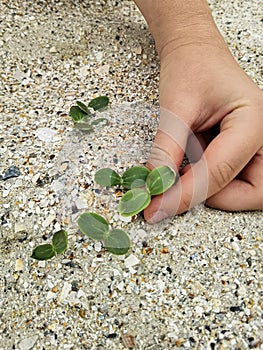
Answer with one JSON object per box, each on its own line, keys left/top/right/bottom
{"left": 0, "top": 1, "right": 262, "bottom": 349}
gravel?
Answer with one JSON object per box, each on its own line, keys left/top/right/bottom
{"left": 0, "top": 1, "right": 262, "bottom": 349}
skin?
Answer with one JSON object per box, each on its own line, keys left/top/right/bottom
{"left": 134, "top": 0, "right": 263, "bottom": 223}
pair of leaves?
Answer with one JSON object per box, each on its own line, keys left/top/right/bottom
{"left": 95, "top": 165, "right": 150, "bottom": 189}
{"left": 69, "top": 96, "right": 109, "bottom": 131}
{"left": 31, "top": 230, "right": 68, "bottom": 260}
{"left": 95, "top": 165, "right": 176, "bottom": 217}
{"left": 78, "top": 212, "right": 130, "bottom": 255}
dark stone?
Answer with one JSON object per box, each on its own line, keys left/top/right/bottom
{"left": 1, "top": 165, "right": 20, "bottom": 180}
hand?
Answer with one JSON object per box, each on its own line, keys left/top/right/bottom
{"left": 144, "top": 43, "right": 263, "bottom": 223}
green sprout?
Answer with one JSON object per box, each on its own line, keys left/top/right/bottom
{"left": 69, "top": 96, "right": 109, "bottom": 131}
{"left": 95, "top": 165, "right": 150, "bottom": 189}
{"left": 31, "top": 230, "right": 68, "bottom": 261}
{"left": 78, "top": 212, "right": 131, "bottom": 255}
{"left": 95, "top": 165, "right": 176, "bottom": 217}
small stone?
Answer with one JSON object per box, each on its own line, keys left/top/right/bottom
{"left": 79, "top": 65, "right": 88, "bottom": 77}
{"left": 51, "top": 180, "right": 65, "bottom": 193}
{"left": 96, "top": 51, "right": 103, "bottom": 61}
{"left": 132, "top": 46, "right": 142, "bottom": 55}
{"left": 137, "top": 229, "right": 147, "bottom": 240}
{"left": 15, "top": 258, "right": 23, "bottom": 271}
{"left": 124, "top": 254, "right": 140, "bottom": 268}
{"left": 49, "top": 46, "right": 57, "bottom": 53}
{"left": 38, "top": 261, "right": 46, "bottom": 268}
{"left": 231, "top": 241, "right": 240, "bottom": 252}
{"left": 18, "top": 336, "right": 38, "bottom": 350}
{"left": 46, "top": 291, "right": 57, "bottom": 300}
{"left": 59, "top": 282, "right": 72, "bottom": 303}
{"left": 1, "top": 165, "right": 20, "bottom": 180}
{"left": 195, "top": 306, "right": 204, "bottom": 316}
{"left": 121, "top": 334, "right": 136, "bottom": 349}
{"left": 42, "top": 215, "right": 56, "bottom": 228}
{"left": 15, "top": 223, "right": 27, "bottom": 233}
{"left": 13, "top": 69, "right": 33, "bottom": 84}
{"left": 119, "top": 215, "right": 132, "bottom": 223}
{"left": 75, "top": 197, "right": 88, "bottom": 210}
{"left": 2, "top": 189, "right": 10, "bottom": 198}
{"left": 36, "top": 128, "right": 57, "bottom": 142}
{"left": 117, "top": 281, "right": 125, "bottom": 291}
{"left": 95, "top": 64, "right": 110, "bottom": 76}
{"left": 94, "top": 241, "right": 102, "bottom": 252}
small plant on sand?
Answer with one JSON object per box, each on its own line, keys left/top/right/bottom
{"left": 95, "top": 165, "right": 176, "bottom": 216}
{"left": 78, "top": 212, "right": 130, "bottom": 255}
{"left": 31, "top": 230, "right": 68, "bottom": 260}
{"left": 69, "top": 96, "right": 109, "bottom": 131}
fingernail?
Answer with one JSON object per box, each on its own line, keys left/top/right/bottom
{"left": 147, "top": 210, "right": 168, "bottom": 224}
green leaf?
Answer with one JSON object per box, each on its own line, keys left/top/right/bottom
{"left": 104, "top": 229, "right": 131, "bottom": 255}
{"left": 91, "top": 117, "right": 108, "bottom": 126}
{"left": 76, "top": 101, "right": 90, "bottom": 114}
{"left": 31, "top": 244, "right": 55, "bottom": 261}
{"left": 118, "top": 188, "right": 151, "bottom": 217}
{"left": 74, "top": 122, "right": 94, "bottom": 132}
{"left": 78, "top": 212, "right": 109, "bottom": 241}
{"left": 69, "top": 106, "right": 89, "bottom": 123}
{"left": 52, "top": 230, "right": 68, "bottom": 254}
{"left": 146, "top": 165, "right": 176, "bottom": 195}
{"left": 88, "top": 96, "right": 109, "bottom": 111}
{"left": 95, "top": 168, "right": 122, "bottom": 187}
{"left": 122, "top": 166, "right": 150, "bottom": 189}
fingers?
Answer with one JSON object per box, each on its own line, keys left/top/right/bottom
{"left": 205, "top": 179, "right": 263, "bottom": 211}
{"left": 145, "top": 109, "right": 262, "bottom": 223}
{"left": 146, "top": 108, "right": 191, "bottom": 173}
{"left": 206, "top": 148, "right": 263, "bottom": 210}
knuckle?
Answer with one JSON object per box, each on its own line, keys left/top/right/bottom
{"left": 209, "top": 161, "right": 236, "bottom": 191}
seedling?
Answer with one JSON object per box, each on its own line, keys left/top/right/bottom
{"left": 95, "top": 165, "right": 176, "bottom": 216}
{"left": 95, "top": 165, "right": 150, "bottom": 189}
{"left": 31, "top": 230, "right": 68, "bottom": 260}
{"left": 69, "top": 96, "right": 109, "bottom": 131}
{"left": 78, "top": 212, "right": 130, "bottom": 255}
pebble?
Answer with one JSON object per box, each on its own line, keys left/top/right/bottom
{"left": 124, "top": 254, "right": 140, "bottom": 268}
{"left": 14, "top": 223, "right": 27, "bottom": 233}
{"left": 15, "top": 258, "right": 23, "bottom": 271}
{"left": 35, "top": 127, "right": 57, "bottom": 142}
{"left": 2, "top": 189, "right": 10, "bottom": 198}
{"left": 1, "top": 165, "right": 20, "bottom": 180}
{"left": 59, "top": 282, "right": 72, "bottom": 304}
{"left": 95, "top": 64, "right": 110, "bottom": 76}
{"left": 42, "top": 214, "right": 56, "bottom": 228}
{"left": 18, "top": 336, "right": 38, "bottom": 350}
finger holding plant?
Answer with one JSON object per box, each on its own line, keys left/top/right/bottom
{"left": 95, "top": 165, "right": 176, "bottom": 216}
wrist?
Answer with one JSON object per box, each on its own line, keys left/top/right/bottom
{"left": 134, "top": 0, "right": 227, "bottom": 59}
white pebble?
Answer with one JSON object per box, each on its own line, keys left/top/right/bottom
{"left": 124, "top": 254, "right": 140, "bottom": 268}
{"left": 42, "top": 215, "right": 56, "bottom": 228}
{"left": 95, "top": 64, "right": 109, "bottom": 76}
{"left": 38, "top": 261, "right": 46, "bottom": 268}
{"left": 36, "top": 127, "right": 57, "bottom": 142}
{"left": 195, "top": 306, "right": 204, "bottom": 316}
{"left": 3, "top": 190, "right": 9, "bottom": 198}
{"left": 117, "top": 281, "right": 125, "bottom": 291}
{"left": 46, "top": 291, "right": 57, "bottom": 300}
{"left": 18, "top": 336, "right": 38, "bottom": 350}
{"left": 94, "top": 242, "right": 102, "bottom": 252}
{"left": 15, "top": 223, "right": 27, "bottom": 233}
{"left": 232, "top": 241, "right": 240, "bottom": 253}
{"left": 59, "top": 282, "right": 72, "bottom": 303}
